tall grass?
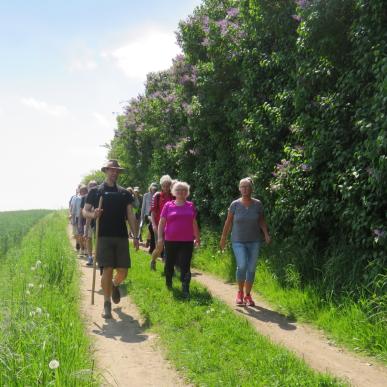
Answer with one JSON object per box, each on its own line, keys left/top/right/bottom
{"left": 126, "top": 249, "right": 343, "bottom": 386}
{"left": 193, "top": 228, "right": 387, "bottom": 363}
{"left": 0, "top": 211, "right": 97, "bottom": 385}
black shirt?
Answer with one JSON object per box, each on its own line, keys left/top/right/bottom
{"left": 86, "top": 183, "right": 134, "bottom": 237}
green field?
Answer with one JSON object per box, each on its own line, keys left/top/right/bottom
{"left": 0, "top": 210, "right": 51, "bottom": 257}
{"left": 0, "top": 211, "right": 97, "bottom": 386}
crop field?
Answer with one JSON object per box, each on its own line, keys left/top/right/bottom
{"left": 0, "top": 210, "right": 51, "bottom": 257}
{"left": 0, "top": 211, "right": 96, "bottom": 386}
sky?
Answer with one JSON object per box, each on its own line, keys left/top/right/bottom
{"left": 0, "top": 0, "right": 202, "bottom": 211}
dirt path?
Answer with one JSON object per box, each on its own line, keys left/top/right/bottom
{"left": 191, "top": 269, "right": 387, "bottom": 387}
{"left": 68, "top": 229, "right": 187, "bottom": 387}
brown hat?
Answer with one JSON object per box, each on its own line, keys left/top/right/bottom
{"left": 101, "top": 159, "right": 124, "bottom": 173}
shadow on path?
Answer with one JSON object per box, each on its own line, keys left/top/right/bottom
{"left": 235, "top": 304, "right": 297, "bottom": 331}
{"left": 92, "top": 307, "right": 149, "bottom": 343}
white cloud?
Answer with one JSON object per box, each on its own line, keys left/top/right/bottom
{"left": 69, "top": 58, "right": 98, "bottom": 72}
{"left": 93, "top": 112, "right": 113, "bottom": 128}
{"left": 106, "top": 27, "right": 181, "bottom": 80}
{"left": 21, "top": 97, "right": 68, "bottom": 117}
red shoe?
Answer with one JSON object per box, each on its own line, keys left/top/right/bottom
{"left": 244, "top": 294, "right": 255, "bottom": 307}
{"left": 236, "top": 291, "right": 244, "bottom": 305}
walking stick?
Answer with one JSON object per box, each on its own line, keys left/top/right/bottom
{"left": 91, "top": 196, "right": 103, "bottom": 305}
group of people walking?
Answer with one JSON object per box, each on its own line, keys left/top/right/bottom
{"left": 69, "top": 159, "right": 271, "bottom": 318}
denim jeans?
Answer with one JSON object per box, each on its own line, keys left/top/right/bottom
{"left": 232, "top": 241, "right": 260, "bottom": 284}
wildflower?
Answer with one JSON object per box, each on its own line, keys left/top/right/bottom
{"left": 35, "top": 260, "right": 42, "bottom": 268}
{"left": 201, "top": 37, "right": 210, "bottom": 47}
{"left": 296, "top": 0, "right": 310, "bottom": 8}
{"left": 373, "top": 229, "right": 385, "bottom": 238}
{"left": 39, "top": 284, "right": 45, "bottom": 289}
{"left": 49, "top": 359, "right": 60, "bottom": 369}
{"left": 301, "top": 163, "right": 310, "bottom": 171}
{"left": 26, "top": 290, "right": 31, "bottom": 295}
{"left": 36, "top": 307, "right": 42, "bottom": 315}
{"left": 31, "top": 266, "right": 36, "bottom": 271}
{"left": 227, "top": 7, "right": 239, "bottom": 18}
{"left": 28, "top": 283, "right": 34, "bottom": 288}
{"left": 29, "top": 311, "right": 36, "bottom": 317}
{"left": 292, "top": 14, "right": 301, "bottom": 22}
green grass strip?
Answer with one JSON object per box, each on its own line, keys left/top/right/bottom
{"left": 126, "top": 249, "right": 343, "bottom": 386}
{"left": 192, "top": 238, "right": 387, "bottom": 364}
{"left": 0, "top": 211, "right": 97, "bottom": 386}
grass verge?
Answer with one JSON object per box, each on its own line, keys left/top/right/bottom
{"left": 0, "top": 211, "right": 97, "bottom": 386}
{"left": 126, "top": 249, "right": 343, "bottom": 386}
{"left": 192, "top": 233, "right": 387, "bottom": 363}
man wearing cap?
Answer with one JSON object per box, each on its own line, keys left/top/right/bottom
{"left": 83, "top": 160, "right": 139, "bottom": 319}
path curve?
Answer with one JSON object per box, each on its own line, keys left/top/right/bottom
{"left": 68, "top": 228, "right": 187, "bottom": 387}
{"left": 191, "top": 269, "right": 387, "bottom": 387}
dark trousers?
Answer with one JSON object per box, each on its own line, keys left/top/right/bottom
{"left": 164, "top": 241, "right": 193, "bottom": 286}
{"left": 148, "top": 223, "right": 155, "bottom": 254}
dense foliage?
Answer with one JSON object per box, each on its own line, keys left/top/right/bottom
{"left": 108, "top": 0, "right": 386, "bottom": 301}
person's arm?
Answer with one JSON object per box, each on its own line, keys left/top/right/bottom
{"left": 127, "top": 204, "right": 139, "bottom": 250}
{"left": 259, "top": 213, "right": 271, "bottom": 244}
{"left": 83, "top": 203, "right": 102, "bottom": 220}
{"left": 193, "top": 219, "right": 200, "bottom": 247}
{"left": 140, "top": 193, "right": 147, "bottom": 221}
{"left": 220, "top": 211, "right": 234, "bottom": 251}
{"left": 156, "top": 216, "right": 166, "bottom": 253}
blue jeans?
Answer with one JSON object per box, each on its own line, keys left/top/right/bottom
{"left": 232, "top": 241, "right": 260, "bottom": 284}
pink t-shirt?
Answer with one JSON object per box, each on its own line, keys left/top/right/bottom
{"left": 160, "top": 200, "right": 197, "bottom": 241}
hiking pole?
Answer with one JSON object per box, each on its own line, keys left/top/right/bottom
{"left": 91, "top": 196, "right": 103, "bottom": 305}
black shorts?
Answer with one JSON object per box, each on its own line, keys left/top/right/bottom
{"left": 97, "top": 237, "right": 131, "bottom": 269}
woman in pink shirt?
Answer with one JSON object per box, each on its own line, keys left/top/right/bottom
{"left": 157, "top": 181, "right": 200, "bottom": 298}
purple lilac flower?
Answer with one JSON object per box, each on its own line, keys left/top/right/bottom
{"left": 201, "top": 37, "right": 210, "bottom": 47}
{"left": 301, "top": 163, "right": 310, "bottom": 171}
{"left": 292, "top": 14, "right": 301, "bottom": 22}
{"left": 295, "top": 145, "right": 304, "bottom": 152}
{"left": 202, "top": 16, "right": 210, "bottom": 33}
{"left": 165, "top": 94, "right": 176, "bottom": 103}
{"left": 227, "top": 7, "right": 239, "bottom": 18}
{"left": 373, "top": 229, "right": 385, "bottom": 237}
{"left": 216, "top": 19, "right": 229, "bottom": 37}
{"left": 296, "top": 0, "right": 310, "bottom": 8}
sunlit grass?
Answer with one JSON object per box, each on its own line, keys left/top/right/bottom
{"left": 193, "top": 236, "right": 387, "bottom": 363}
{"left": 0, "top": 211, "right": 97, "bottom": 385}
{"left": 126, "top": 249, "right": 343, "bottom": 386}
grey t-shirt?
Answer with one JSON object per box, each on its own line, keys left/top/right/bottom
{"left": 229, "top": 198, "right": 263, "bottom": 242}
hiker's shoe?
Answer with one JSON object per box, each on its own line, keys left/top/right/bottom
{"left": 86, "top": 256, "right": 93, "bottom": 266}
{"left": 236, "top": 291, "right": 244, "bottom": 305}
{"left": 244, "top": 294, "right": 255, "bottom": 307}
{"left": 102, "top": 301, "right": 112, "bottom": 319}
{"left": 112, "top": 284, "right": 121, "bottom": 304}
{"left": 150, "top": 260, "right": 156, "bottom": 271}
{"left": 182, "top": 283, "right": 190, "bottom": 299}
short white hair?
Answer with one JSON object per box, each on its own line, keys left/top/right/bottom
{"left": 239, "top": 177, "right": 253, "bottom": 188}
{"left": 160, "top": 174, "right": 172, "bottom": 186}
{"left": 171, "top": 181, "right": 190, "bottom": 196}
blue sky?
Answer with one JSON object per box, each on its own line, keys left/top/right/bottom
{"left": 0, "top": 0, "right": 201, "bottom": 211}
